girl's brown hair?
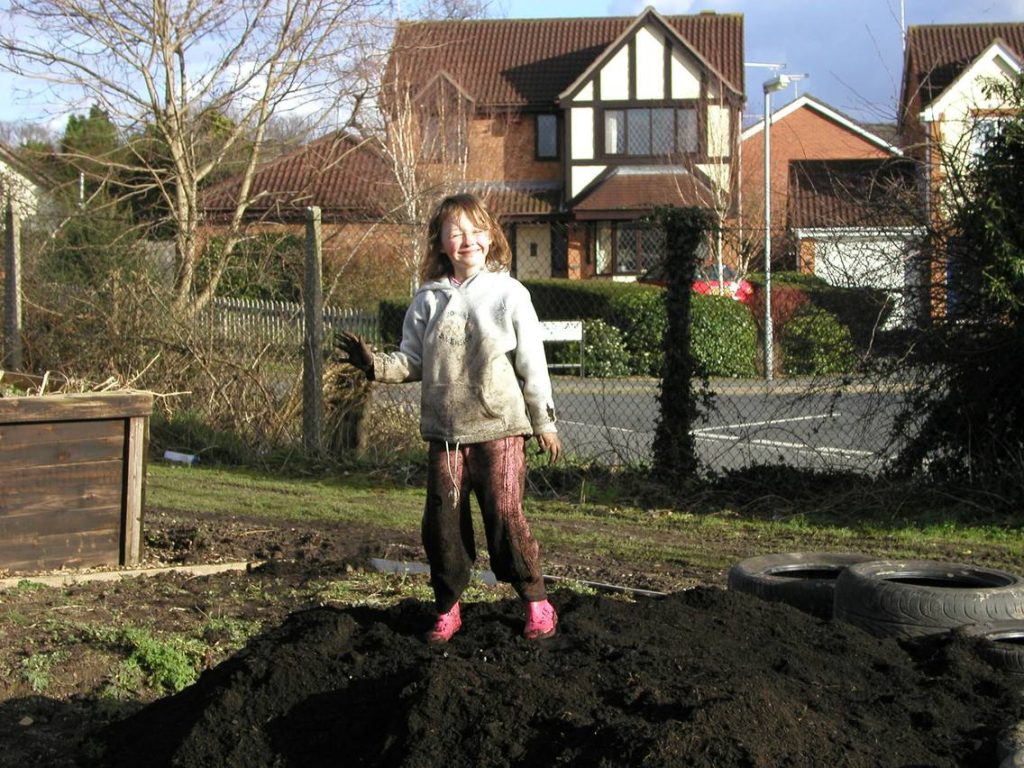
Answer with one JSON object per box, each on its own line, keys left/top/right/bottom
{"left": 418, "top": 193, "right": 512, "bottom": 283}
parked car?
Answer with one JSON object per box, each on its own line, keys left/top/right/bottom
{"left": 692, "top": 266, "right": 754, "bottom": 303}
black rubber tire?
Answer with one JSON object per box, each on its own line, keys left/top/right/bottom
{"left": 959, "top": 621, "right": 1024, "bottom": 677}
{"left": 833, "top": 559, "right": 1024, "bottom": 638}
{"left": 726, "top": 552, "right": 875, "bottom": 618}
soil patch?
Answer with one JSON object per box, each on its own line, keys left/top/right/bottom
{"left": 87, "top": 586, "right": 1020, "bottom": 768}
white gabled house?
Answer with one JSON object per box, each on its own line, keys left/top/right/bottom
{"left": 898, "top": 23, "right": 1024, "bottom": 316}
{"left": 0, "top": 142, "right": 56, "bottom": 231}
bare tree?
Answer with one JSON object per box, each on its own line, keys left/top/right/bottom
{"left": 0, "top": 120, "right": 55, "bottom": 149}
{"left": 0, "top": 0, "right": 390, "bottom": 314}
{"left": 374, "top": 43, "right": 472, "bottom": 294}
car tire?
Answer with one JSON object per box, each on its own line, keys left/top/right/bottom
{"left": 958, "top": 621, "right": 1024, "bottom": 677}
{"left": 726, "top": 552, "right": 875, "bottom": 618}
{"left": 834, "top": 559, "right": 1024, "bottom": 638}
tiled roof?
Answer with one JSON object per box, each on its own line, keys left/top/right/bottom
{"left": 899, "top": 23, "right": 1024, "bottom": 127}
{"left": 787, "top": 158, "right": 922, "bottom": 230}
{"left": 573, "top": 167, "right": 715, "bottom": 219}
{"left": 387, "top": 12, "right": 744, "bottom": 111}
{"left": 860, "top": 122, "right": 902, "bottom": 149}
{"left": 457, "top": 181, "right": 562, "bottom": 218}
{"left": 201, "top": 132, "right": 398, "bottom": 223}
{"left": 0, "top": 142, "right": 58, "bottom": 191}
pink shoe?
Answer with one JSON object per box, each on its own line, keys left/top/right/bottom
{"left": 426, "top": 602, "right": 461, "bottom": 643}
{"left": 523, "top": 599, "right": 557, "bottom": 640}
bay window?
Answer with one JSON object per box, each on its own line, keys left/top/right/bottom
{"left": 603, "top": 106, "right": 698, "bottom": 158}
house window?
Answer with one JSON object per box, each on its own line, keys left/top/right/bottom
{"left": 603, "top": 107, "right": 698, "bottom": 158}
{"left": 421, "top": 113, "right": 466, "bottom": 163}
{"left": 536, "top": 114, "right": 558, "bottom": 158}
{"left": 969, "top": 115, "right": 1007, "bottom": 161}
{"left": 594, "top": 221, "right": 666, "bottom": 275}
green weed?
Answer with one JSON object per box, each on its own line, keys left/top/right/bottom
{"left": 13, "top": 580, "right": 48, "bottom": 593}
{"left": 21, "top": 651, "right": 68, "bottom": 693}
{"left": 103, "top": 658, "right": 146, "bottom": 699}
{"left": 201, "top": 616, "right": 263, "bottom": 647}
{"left": 121, "top": 627, "right": 204, "bottom": 693}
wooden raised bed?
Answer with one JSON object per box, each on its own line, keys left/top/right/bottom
{"left": 0, "top": 391, "right": 153, "bottom": 573}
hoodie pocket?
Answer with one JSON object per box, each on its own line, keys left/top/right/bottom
{"left": 422, "top": 384, "right": 506, "bottom": 437}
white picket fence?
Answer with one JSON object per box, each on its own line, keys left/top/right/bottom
{"left": 205, "top": 297, "right": 379, "bottom": 347}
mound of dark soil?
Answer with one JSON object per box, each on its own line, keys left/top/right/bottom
{"left": 86, "top": 587, "right": 1021, "bottom": 768}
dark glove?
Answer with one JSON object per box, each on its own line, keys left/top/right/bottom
{"left": 335, "top": 331, "right": 375, "bottom": 379}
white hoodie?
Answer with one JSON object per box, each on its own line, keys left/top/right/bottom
{"left": 372, "top": 270, "right": 558, "bottom": 444}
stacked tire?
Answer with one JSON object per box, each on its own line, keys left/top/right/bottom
{"left": 727, "top": 552, "right": 875, "bottom": 619}
{"left": 728, "top": 553, "right": 1024, "bottom": 678}
{"left": 832, "top": 560, "right": 1024, "bottom": 640}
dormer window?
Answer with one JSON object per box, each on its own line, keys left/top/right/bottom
{"left": 413, "top": 73, "right": 473, "bottom": 164}
{"left": 602, "top": 106, "right": 699, "bottom": 158}
{"left": 536, "top": 114, "right": 559, "bottom": 159}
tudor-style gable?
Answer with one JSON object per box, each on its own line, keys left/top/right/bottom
{"left": 558, "top": 7, "right": 742, "bottom": 208}
{"left": 385, "top": 10, "right": 743, "bottom": 213}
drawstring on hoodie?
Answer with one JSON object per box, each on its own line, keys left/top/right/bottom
{"left": 445, "top": 440, "right": 462, "bottom": 508}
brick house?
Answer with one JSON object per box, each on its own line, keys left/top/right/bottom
{"left": 898, "top": 23, "right": 1024, "bottom": 315}
{"left": 200, "top": 9, "right": 743, "bottom": 298}
{"left": 740, "top": 94, "right": 903, "bottom": 271}
{"left": 200, "top": 132, "right": 415, "bottom": 304}
{"left": 787, "top": 158, "right": 924, "bottom": 327}
{"left": 739, "top": 94, "right": 926, "bottom": 327}
{"left": 899, "top": 22, "right": 1024, "bottom": 211}
{"left": 384, "top": 8, "right": 743, "bottom": 282}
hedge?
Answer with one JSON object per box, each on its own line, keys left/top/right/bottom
{"left": 781, "top": 305, "right": 858, "bottom": 376}
{"left": 377, "top": 278, "right": 758, "bottom": 377}
{"left": 746, "top": 271, "right": 891, "bottom": 351}
{"left": 690, "top": 294, "right": 758, "bottom": 378}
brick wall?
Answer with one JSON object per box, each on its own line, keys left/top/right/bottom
{"left": 467, "top": 114, "right": 562, "bottom": 183}
{"left": 741, "top": 105, "right": 893, "bottom": 268}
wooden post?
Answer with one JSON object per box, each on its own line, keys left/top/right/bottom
{"left": 3, "top": 199, "right": 22, "bottom": 371}
{"left": 303, "top": 206, "right": 324, "bottom": 456}
{"left": 122, "top": 414, "right": 148, "bottom": 565}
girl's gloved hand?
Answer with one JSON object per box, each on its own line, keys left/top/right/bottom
{"left": 335, "top": 332, "right": 375, "bottom": 379}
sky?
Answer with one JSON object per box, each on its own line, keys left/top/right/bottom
{"left": 496, "top": 0, "right": 1024, "bottom": 125}
{"left": 3, "top": 0, "right": 1024, "bottom": 135}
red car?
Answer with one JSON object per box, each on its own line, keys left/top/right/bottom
{"left": 692, "top": 267, "right": 753, "bottom": 303}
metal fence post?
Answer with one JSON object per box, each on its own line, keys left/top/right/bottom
{"left": 303, "top": 206, "right": 324, "bottom": 455}
{"left": 3, "top": 199, "right": 22, "bottom": 371}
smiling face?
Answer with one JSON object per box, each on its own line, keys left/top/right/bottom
{"left": 440, "top": 211, "right": 491, "bottom": 281}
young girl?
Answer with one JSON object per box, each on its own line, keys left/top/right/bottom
{"left": 337, "top": 192, "right": 562, "bottom": 643}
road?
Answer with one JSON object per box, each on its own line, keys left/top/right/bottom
{"left": 372, "top": 376, "right": 908, "bottom": 475}
{"left": 551, "top": 377, "right": 905, "bottom": 474}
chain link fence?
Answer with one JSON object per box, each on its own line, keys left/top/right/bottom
{"left": 2, "top": 220, "right": 913, "bottom": 477}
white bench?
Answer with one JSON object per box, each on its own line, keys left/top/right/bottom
{"left": 540, "top": 320, "right": 584, "bottom": 377}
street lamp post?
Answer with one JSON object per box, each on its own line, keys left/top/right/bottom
{"left": 761, "top": 73, "right": 803, "bottom": 381}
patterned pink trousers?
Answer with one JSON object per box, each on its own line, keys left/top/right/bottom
{"left": 424, "top": 436, "right": 547, "bottom": 612}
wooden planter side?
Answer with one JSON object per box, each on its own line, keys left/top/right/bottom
{"left": 0, "top": 392, "right": 153, "bottom": 573}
